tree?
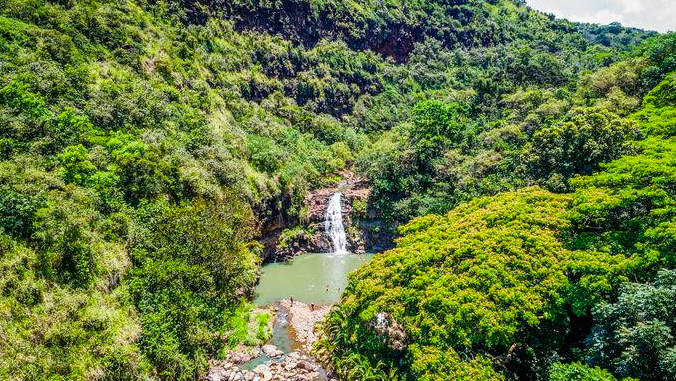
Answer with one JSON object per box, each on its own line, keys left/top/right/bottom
{"left": 59, "top": 145, "right": 97, "bottom": 185}
{"left": 524, "top": 107, "right": 642, "bottom": 189}
{"left": 549, "top": 362, "right": 619, "bottom": 381}
{"left": 319, "top": 187, "right": 631, "bottom": 380}
{"left": 570, "top": 137, "right": 676, "bottom": 273}
{"left": 587, "top": 269, "right": 676, "bottom": 381}
{"left": 129, "top": 198, "right": 260, "bottom": 378}
{"left": 409, "top": 100, "right": 464, "bottom": 167}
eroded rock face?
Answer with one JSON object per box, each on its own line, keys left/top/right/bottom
{"left": 264, "top": 171, "right": 371, "bottom": 262}
{"left": 268, "top": 228, "right": 332, "bottom": 262}
{"left": 371, "top": 312, "right": 407, "bottom": 352}
{"left": 304, "top": 180, "right": 369, "bottom": 222}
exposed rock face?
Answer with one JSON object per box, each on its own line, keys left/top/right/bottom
{"left": 264, "top": 171, "right": 371, "bottom": 262}
{"left": 266, "top": 228, "right": 332, "bottom": 262}
{"left": 304, "top": 171, "right": 370, "bottom": 221}
{"left": 371, "top": 312, "right": 407, "bottom": 352}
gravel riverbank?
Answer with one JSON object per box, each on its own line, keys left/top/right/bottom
{"left": 205, "top": 300, "right": 336, "bottom": 381}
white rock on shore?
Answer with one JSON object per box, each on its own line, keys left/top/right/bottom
{"left": 279, "top": 299, "right": 330, "bottom": 351}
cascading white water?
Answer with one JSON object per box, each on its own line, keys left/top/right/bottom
{"left": 324, "top": 192, "right": 348, "bottom": 254}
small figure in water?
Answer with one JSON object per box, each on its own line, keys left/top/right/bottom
{"left": 310, "top": 303, "right": 315, "bottom": 311}
{"left": 290, "top": 296, "right": 294, "bottom": 305}
{"left": 326, "top": 284, "right": 329, "bottom": 292}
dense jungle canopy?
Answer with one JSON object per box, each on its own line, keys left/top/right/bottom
{"left": 1, "top": 0, "right": 675, "bottom": 380}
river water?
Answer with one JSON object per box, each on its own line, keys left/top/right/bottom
{"left": 247, "top": 191, "right": 374, "bottom": 369}
{"left": 253, "top": 253, "right": 374, "bottom": 307}
{"left": 242, "top": 252, "right": 373, "bottom": 371}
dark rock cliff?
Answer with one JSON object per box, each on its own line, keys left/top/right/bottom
{"left": 260, "top": 171, "right": 392, "bottom": 262}
{"left": 158, "top": 0, "right": 508, "bottom": 63}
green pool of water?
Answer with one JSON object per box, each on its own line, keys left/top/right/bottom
{"left": 254, "top": 253, "right": 375, "bottom": 306}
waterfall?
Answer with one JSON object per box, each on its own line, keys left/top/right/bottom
{"left": 324, "top": 192, "right": 348, "bottom": 254}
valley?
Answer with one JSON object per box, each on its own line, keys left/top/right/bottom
{"left": 0, "top": 1, "right": 675, "bottom": 380}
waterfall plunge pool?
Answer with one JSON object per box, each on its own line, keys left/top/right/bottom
{"left": 253, "top": 253, "right": 375, "bottom": 307}
{"left": 242, "top": 193, "right": 374, "bottom": 371}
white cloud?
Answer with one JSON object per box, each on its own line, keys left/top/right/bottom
{"left": 572, "top": 9, "right": 626, "bottom": 25}
{"left": 527, "top": 0, "right": 676, "bottom": 32}
{"left": 616, "top": 0, "right": 643, "bottom": 13}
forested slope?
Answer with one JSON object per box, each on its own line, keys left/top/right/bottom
{"left": 318, "top": 50, "right": 676, "bottom": 380}
{"left": 0, "top": 0, "right": 671, "bottom": 380}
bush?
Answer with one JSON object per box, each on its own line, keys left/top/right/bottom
{"left": 549, "top": 362, "right": 619, "bottom": 381}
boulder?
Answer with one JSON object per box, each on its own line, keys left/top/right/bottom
{"left": 261, "top": 344, "right": 284, "bottom": 358}
{"left": 253, "top": 364, "right": 269, "bottom": 375}
{"left": 205, "top": 367, "right": 228, "bottom": 381}
{"left": 297, "top": 360, "right": 317, "bottom": 371}
{"left": 283, "top": 361, "right": 297, "bottom": 371}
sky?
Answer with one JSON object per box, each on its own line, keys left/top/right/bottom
{"left": 527, "top": 0, "right": 676, "bottom": 32}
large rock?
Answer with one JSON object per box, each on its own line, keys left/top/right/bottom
{"left": 253, "top": 364, "right": 273, "bottom": 380}
{"left": 371, "top": 312, "right": 407, "bottom": 351}
{"left": 261, "top": 344, "right": 284, "bottom": 358}
{"left": 205, "top": 366, "right": 229, "bottom": 381}
{"left": 261, "top": 170, "right": 373, "bottom": 262}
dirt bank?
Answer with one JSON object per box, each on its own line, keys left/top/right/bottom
{"left": 279, "top": 299, "right": 330, "bottom": 351}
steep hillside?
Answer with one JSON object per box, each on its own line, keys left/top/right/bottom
{"left": 318, "top": 68, "right": 676, "bottom": 380}
{"left": 0, "top": 0, "right": 668, "bottom": 379}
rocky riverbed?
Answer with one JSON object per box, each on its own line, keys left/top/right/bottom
{"left": 205, "top": 300, "right": 336, "bottom": 381}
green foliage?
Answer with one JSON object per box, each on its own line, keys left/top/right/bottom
{"left": 32, "top": 187, "right": 100, "bottom": 288}
{"left": 0, "top": 0, "right": 358, "bottom": 376}
{"left": 409, "top": 100, "right": 465, "bottom": 166}
{"left": 315, "top": 306, "right": 404, "bottom": 381}
{"left": 524, "top": 107, "right": 642, "bottom": 189}
{"left": 278, "top": 226, "right": 313, "bottom": 249}
{"left": 570, "top": 136, "right": 676, "bottom": 273}
{"left": 247, "top": 135, "right": 285, "bottom": 174}
{"left": 586, "top": 269, "right": 676, "bottom": 381}
{"left": 0, "top": 0, "right": 670, "bottom": 379}
{"left": 640, "top": 33, "right": 676, "bottom": 88}
{"left": 579, "top": 22, "right": 657, "bottom": 52}
{"left": 549, "top": 362, "right": 619, "bottom": 381}
{"left": 0, "top": 80, "right": 49, "bottom": 119}
{"left": 357, "top": 32, "right": 676, "bottom": 227}
{"left": 633, "top": 71, "right": 676, "bottom": 136}
{"left": 324, "top": 65, "right": 676, "bottom": 380}
{"left": 319, "top": 188, "right": 633, "bottom": 379}
{"left": 128, "top": 198, "right": 259, "bottom": 378}
{"left": 59, "top": 145, "right": 97, "bottom": 185}
{"left": 0, "top": 186, "right": 38, "bottom": 239}
{"left": 0, "top": 226, "right": 148, "bottom": 380}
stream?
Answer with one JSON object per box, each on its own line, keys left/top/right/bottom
{"left": 245, "top": 252, "right": 374, "bottom": 373}
{"left": 217, "top": 192, "right": 375, "bottom": 380}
